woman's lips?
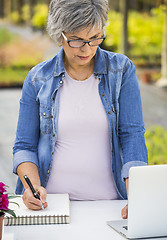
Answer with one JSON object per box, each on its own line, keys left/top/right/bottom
{"left": 78, "top": 56, "right": 89, "bottom": 60}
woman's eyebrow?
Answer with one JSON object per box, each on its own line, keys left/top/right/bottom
{"left": 69, "top": 33, "right": 101, "bottom": 40}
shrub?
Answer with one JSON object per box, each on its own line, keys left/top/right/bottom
{"left": 10, "top": 11, "right": 20, "bottom": 24}
{"left": 22, "top": 4, "right": 30, "bottom": 23}
{"left": 145, "top": 126, "right": 167, "bottom": 165}
{"left": 104, "top": 10, "right": 122, "bottom": 52}
{"left": 0, "top": 67, "right": 29, "bottom": 86}
{"left": 0, "top": 28, "right": 16, "bottom": 46}
{"left": 31, "top": 4, "right": 48, "bottom": 30}
{"left": 104, "top": 6, "right": 164, "bottom": 64}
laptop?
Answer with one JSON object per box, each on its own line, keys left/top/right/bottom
{"left": 107, "top": 164, "right": 167, "bottom": 239}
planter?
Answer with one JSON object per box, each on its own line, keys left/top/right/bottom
{"left": 0, "top": 213, "right": 5, "bottom": 240}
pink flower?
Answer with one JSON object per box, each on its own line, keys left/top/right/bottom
{"left": 0, "top": 182, "right": 17, "bottom": 217}
{"left": 0, "top": 182, "right": 6, "bottom": 194}
{"left": 0, "top": 194, "right": 9, "bottom": 211}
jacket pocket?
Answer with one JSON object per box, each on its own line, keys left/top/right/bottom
{"left": 40, "top": 106, "right": 52, "bottom": 134}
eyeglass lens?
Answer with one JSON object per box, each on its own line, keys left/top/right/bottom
{"left": 69, "top": 38, "right": 104, "bottom": 48}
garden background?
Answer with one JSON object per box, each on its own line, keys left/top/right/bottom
{"left": 0, "top": 0, "right": 167, "bottom": 193}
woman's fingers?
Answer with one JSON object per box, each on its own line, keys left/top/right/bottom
{"left": 36, "top": 185, "right": 47, "bottom": 204}
{"left": 121, "top": 204, "right": 128, "bottom": 219}
{"left": 22, "top": 186, "right": 47, "bottom": 210}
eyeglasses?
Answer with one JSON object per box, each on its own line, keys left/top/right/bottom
{"left": 61, "top": 32, "right": 105, "bottom": 48}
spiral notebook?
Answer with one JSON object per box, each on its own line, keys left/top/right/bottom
{"left": 4, "top": 194, "right": 70, "bottom": 226}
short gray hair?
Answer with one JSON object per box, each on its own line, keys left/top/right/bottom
{"left": 47, "top": 0, "right": 108, "bottom": 44}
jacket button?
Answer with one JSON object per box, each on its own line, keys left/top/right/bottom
{"left": 59, "top": 80, "right": 63, "bottom": 84}
{"left": 51, "top": 115, "right": 53, "bottom": 118}
{"left": 47, "top": 169, "right": 50, "bottom": 174}
{"left": 52, "top": 97, "right": 55, "bottom": 101}
{"left": 108, "top": 111, "right": 111, "bottom": 115}
{"left": 53, "top": 134, "right": 55, "bottom": 137}
{"left": 43, "top": 112, "right": 46, "bottom": 116}
{"left": 102, "top": 94, "right": 105, "bottom": 97}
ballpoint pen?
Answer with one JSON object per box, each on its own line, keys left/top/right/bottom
{"left": 24, "top": 175, "right": 44, "bottom": 210}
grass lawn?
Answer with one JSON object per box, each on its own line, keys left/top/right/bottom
{"left": 0, "top": 68, "right": 29, "bottom": 87}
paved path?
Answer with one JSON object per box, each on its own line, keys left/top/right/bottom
{"left": 0, "top": 81, "right": 167, "bottom": 193}
{"left": 0, "top": 89, "right": 21, "bottom": 193}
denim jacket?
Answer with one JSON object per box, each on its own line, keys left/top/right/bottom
{"left": 13, "top": 47, "right": 148, "bottom": 199}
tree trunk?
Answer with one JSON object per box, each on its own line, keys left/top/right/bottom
{"left": 0, "top": 0, "right": 4, "bottom": 18}
{"left": 120, "top": 0, "right": 129, "bottom": 56}
{"left": 29, "top": 0, "right": 37, "bottom": 19}
{"left": 17, "top": 0, "right": 24, "bottom": 15}
{"left": 157, "top": 0, "right": 167, "bottom": 87}
{"left": 17, "top": 0, "right": 24, "bottom": 22}
{"left": 4, "top": 0, "right": 11, "bottom": 20}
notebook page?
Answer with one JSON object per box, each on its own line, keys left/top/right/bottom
{"left": 7, "top": 194, "right": 70, "bottom": 217}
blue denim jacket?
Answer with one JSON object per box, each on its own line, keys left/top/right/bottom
{"left": 13, "top": 47, "right": 148, "bottom": 199}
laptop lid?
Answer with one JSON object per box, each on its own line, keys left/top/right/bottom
{"left": 107, "top": 164, "right": 167, "bottom": 239}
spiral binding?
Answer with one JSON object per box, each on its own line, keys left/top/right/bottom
{"left": 4, "top": 215, "right": 69, "bottom": 226}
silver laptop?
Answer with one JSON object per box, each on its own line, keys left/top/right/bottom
{"left": 107, "top": 164, "right": 167, "bottom": 239}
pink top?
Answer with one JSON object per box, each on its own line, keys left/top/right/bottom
{"left": 46, "top": 71, "right": 118, "bottom": 200}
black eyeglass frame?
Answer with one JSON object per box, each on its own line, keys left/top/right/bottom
{"left": 61, "top": 32, "right": 105, "bottom": 48}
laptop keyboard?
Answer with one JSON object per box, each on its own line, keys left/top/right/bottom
{"left": 123, "top": 226, "right": 128, "bottom": 230}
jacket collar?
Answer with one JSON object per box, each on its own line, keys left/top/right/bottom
{"left": 53, "top": 47, "right": 107, "bottom": 77}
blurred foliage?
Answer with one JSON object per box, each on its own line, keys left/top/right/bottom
{"left": 0, "top": 28, "right": 16, "bottom": 46}
{"left": 104, "top": 10, "right": 122, "bottom": 52}
{"left": 145, "top": 126, "right": 167, "bottom": 165}
{"left": 104, "top": 6, "right": 164, "bottom": 65}
{"left": 0, "top": 67, "right": 29, "bottom": 87}
{"left": 31, "top": 4, "right": 48, "bottom": 29}
{"left": 10, "top": 3, "right": 48, "bottom": 29}
{"left": 0, "top": 27, "right": 43, "bottom": 86}
{"left": 10, "top": 11, "right": 20, "bottom": 23}
{"left": 22, "top": 4, "right": 30, "bottom": 23}
{"left": 11, "top": 54, "right": 42, "bottom": 69}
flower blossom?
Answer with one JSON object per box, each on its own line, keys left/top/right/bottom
{"left": 0, "top": 194, "right": 9, "bottom": 210}
{"left": 0, "top": 182, "right": 6, "bottom": 194}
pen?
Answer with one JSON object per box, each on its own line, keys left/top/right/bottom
{"left": 24, "top": 175, "right": 44, "bottom": 210}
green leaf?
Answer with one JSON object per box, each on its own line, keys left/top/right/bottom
{"left": 9, "top": 202, "right": 20, "bottom": 208}
{"left": 6, "top": 210, "right": 16, "bottom": 218}
{"left": 8, "top": 195, "right": 21, "bottom": 200}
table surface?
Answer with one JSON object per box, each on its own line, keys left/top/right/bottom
{"left": 3, "top": 200, "right": 167, "bottom": 240}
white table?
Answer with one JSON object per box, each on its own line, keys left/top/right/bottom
{"left": 3, "top": 200, "right": 167, "bottom": 240}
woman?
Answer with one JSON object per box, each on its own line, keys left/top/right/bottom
{"left": 13, "top": 0, "right": 148, "bottom": 219}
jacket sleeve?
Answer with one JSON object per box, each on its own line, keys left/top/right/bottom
{"left": 13, "top": 70, "right": 40, "bottom": 174}
{"left": 118, "top": 60, "right": 148, "bottom": 181}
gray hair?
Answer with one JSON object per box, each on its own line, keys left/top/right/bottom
{"left": 47, "top": 0, "right": 109, "bottom": 44}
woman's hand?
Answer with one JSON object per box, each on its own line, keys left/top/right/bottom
{"left": 121, "top": 178, "right": 129, "bottom": 219}
{"left": 22, "top": 185, "right": 48, "bottom": 210}
{"left": 121, "top": 203, "right": 128, "bottom": 219}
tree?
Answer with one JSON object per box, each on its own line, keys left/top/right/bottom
{"left": 120, "top": 0, "right": 129, "bottom": 55}
{"left": 29, "top": 0, "right": 37, "bottom": 19}
{"left": 0, "top": 0, "right": 4, "bottom": 18}
{"left": 17, "top": 0, "right": 24, "bottom": 17}
{"left": 4, "top": 0, "right": 11, "bottom": 19}
{"left": 157, "top": 0, "right": 167, "bottom": 87}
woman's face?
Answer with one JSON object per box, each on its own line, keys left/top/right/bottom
{"left": 62, "top": 26, "right": 103, "bottom": 68}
